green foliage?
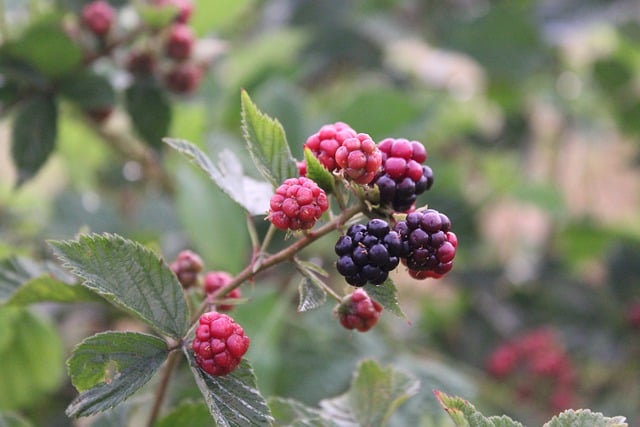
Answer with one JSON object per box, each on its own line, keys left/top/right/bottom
{"left": 363, "top": 279, "right": 407, "bottom": 320}
{"left": 304, "top": 147, "right": 335, "bottom": 194}
{"left": 5, "top": 275, "right": 99, "bottom": 306}
{"left": 66, "top": 332, "right": 169, "bottom": 417}
{"left": 59, "top": 70, "right": 116, "bottom": 110}
{"left": 48, "top": 234, "right": 189, "bottom": 339}
{"left": 544, "top": 410, "right": 628, "bottom": 427}
{"left": 435, "top": 391, "right": 524, "bottom": 427}
{"left": 125, "top": 80, "right": 172, "bottom": 150}
{"left": 184, "top": 352, "right": 274, "bottom": 427}
{"left": 0, "top": 412, "right": 33, "bottom": 427}
{"left": 241, "top": 89, "right": 298, "bottom": 188}
{"left": 296, "top": 270, "right": 328, "bottom": 312}
{"left": 155, "top": 402, "right": 212, "bottom": 427}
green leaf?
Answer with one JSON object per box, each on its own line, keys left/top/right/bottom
{"left": 59, "top": 70, "right": 116, "bottom": 109}
{"left": 8, "top": 17, "right": 82, "bottom": 78}
{"left": 241, "top": 89, "right": 297, "bottom": 187}
{"left": 126, "top": 80, "right": 171, "bottom": 150}
{"left": 332, "top": 359, "right": 419, "bottom": 427}
{"left": 0, "top": 412, "right": 33, "bottom": 427}
{"left": 0, "top": 307, "right": 64, "bottom": 410}
{"left": 304, "top": 148, "right": 335, "bottom": 194}
{"left": 48, "top": 233, "right": 189, "bottom": 339}
{"left": 66, "top": 332, "right": 169, "bottom": 418}
{"left": 155, "top": 402, "right": 212, "bottom": 427}
{"left": 363, "top": 279, "right": 407, "bottom": 320}
{"left": 0, "top": 258, "right": 40, "bottom": 303}
{"left": 5, "top": 275, "right": 100, "bottom": 306}
{"left": 185, "top": 349, "right": 274, "bottom": 427}
{"left": 269, "top": 398, "right": 338, "bottom": 427}
{"left": 296, "top": 275, "right": 327, "bottom": 313}
{"left": 165, "top": 138, "right": 272, "bottom": 216}
{"left": 135, "top": 3, "right": 180, "bottom": 28}
{"left": 434, "top": 391, "right": 524, "bottom": 427}
{"left": 544, "top": 410, "right": 627, "bottom": 427}
{"left": 11, "top": 94, "right": 58, "bottom": 185}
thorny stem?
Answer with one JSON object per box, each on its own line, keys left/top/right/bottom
{"left": 145, "top": 348, "right": 181, "bottom": 427}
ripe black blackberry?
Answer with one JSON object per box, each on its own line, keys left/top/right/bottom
{"left": 335, "top": 219, "right": 405, "bottom": 287}
{"left": 372, "top": 138, "right": 434, "bottom": 212}
{"left": 393, "top": 209, "right": 457, "bottom": 278}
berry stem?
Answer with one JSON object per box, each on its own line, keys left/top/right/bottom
{"left": 145, "top": 348, "right": 182, "bottom": 427}
{"left": 246, "top": 213, "right": 261, "bottom": 251}
{"left": 258, "top": 223, "right": 277, "bottom": 255}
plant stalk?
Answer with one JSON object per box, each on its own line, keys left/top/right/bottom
{"left": 145, "top": 349, "right": 181, "bottom": 427}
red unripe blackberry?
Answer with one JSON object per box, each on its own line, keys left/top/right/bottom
{"left": 394, "top": 209, "right": 456, "bottom": 278}
{"left": 164, "top": 63, "right": 203, "bottom": 94}
{"left": 81, "top": 0, "right": 115, "bottom": 37}
{"left": 336, "top": 289, "right": 383, "bottom": 332}
{"left": 164, "top": 24, "right": 194, "bottom": 61}
{"left": 626, "top": 301, "right": 640, "bottom": 329}
{"left": 170, "top": 250, "right": 204, "bottom": 288}
{"left": 192, "top": 312, "right": 250, "bottom": 376}
{"left": 485, "top": 343, "right": 519, "bottom": 378}
{"left": 126, "top": 51, "right": 156, "bottom": 76}
{"left": 86, "top": 106, "right": 113, "bottom": 123}
{"left": 335, "top": 219, "right": 404, "bottom": 287}
{"left": 296, "top": 160, "right": 307, "bottom": 177}
{"left": 334, "top": 133, "right": 382, "bottom": 184}
{"left": 203, "top": 271, "right": 241, "bottom": 312}
{"left": 372, "top": 138, "right": 434, "bottom": 212}
{"left": 268, "top": 177, "right": 328, "bottom": 231}
{"left": 304, "top": 122, "right": 357, "bottom": 172}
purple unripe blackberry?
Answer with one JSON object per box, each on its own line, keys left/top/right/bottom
{"left": 393, "top": 209, "right": 457, "bottom": 279}
{"left": 335, "top": 219, "right": 403, "bottom": 287}
{"left": 371, "top": 138, "right": 434, "bottom": 212}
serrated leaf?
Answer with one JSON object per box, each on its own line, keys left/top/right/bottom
{"left": 5, "top": 275, "right": 100, "bottom": 306}
{"left": 434, "top": 391, "right": 524, "bottom": 427}
{"left": 319, "top": 360, "right": 418, "bottom": 427}
{"left": 126, "top": 80, "right": 171, "bottom": 150}
{"left": 544, "top": 410, "right": 627, "bottom": 427}
{"left": 303, "top": 148, "right": 335, "bottom": 193}
{"left": 296, "top": 275, "right": 327, "bottom": 313}
{"left": 59, "top": 70, "right": 115, "bottom": 109}
{"left": 0, "top": 256, "right": 74, "bottom": 304}
{"left": 155, "top": 402, "right": 212, "bottom": 427}
{"left": 66, "top": 332, "right": 168, "bottom": 418}
{"left": 363, "top": 279, "right": 407, "bottom": 320}
{"left": 48, "top": 233, "right": 189, "bottom": 339}
{"left": 164, "top": 137, "right": 272, "bottom": 215}
{"left": 11, "top": 94, "right": 58, "bottom": 185}
{"left": 241, "top": 89, "right": 297, "bottom": 187}
{"left": 0, "top": 412, "right": 33, "bottom": 427}
{"left": 185, "top": 349, "right": 273, "bottom": 427}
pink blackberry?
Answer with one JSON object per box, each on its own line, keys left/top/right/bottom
{"left": 393, "top": 209, "right": 456, "bottom": 278}
{"left": 164, "top": 23, "right": 194, "bottom": 61}
{"left": 204, "top": 271, "right": 241, "bottom": 312}
{"left": 81, "top": 0, "right": 115, "bottom": 37}
{"left": 164, "top": 63, "right": 203, "bottom": 94}
{"left": 335, "top": 219, "right": 405, "bottom": 287}
{"left": 334, "top": 133, "right": 382, "bottom": 184}
{"left": 268, "top": 177, "right": 329, "bottom": 231}
{"left": 336, "top": 289, "right": 383, "bottom": 332}
{"left": 372, "top": 138, "right": 434, "bottom": 212}
{"left": 170, "top": 250, "right": 204, "bottom": 288}
{"left": 304, "top": 122, "right": 357, "bottom": 172}
{"left": 192, "top": 312, "right": 250, "bottom": 376}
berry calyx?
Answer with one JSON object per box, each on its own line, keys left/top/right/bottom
{"left": 164, "top": 63, "right": 203, "bottom": 94}
{"left": 336, "top": 289, "right": 383, "bottom": 332}
{"left": 334, "top": 133, "right": 382, "bottom": 184}
{"left": 372, "top": 138, "right": 434, "bottom": 212}
{"left": 394, "top": 209, "right": 456, "bottom": 278}
{"left": 268, "top": 177, "right": 329, "bottom": 231}
{"left": 203, "top": 271, "right": 242, "bottom": 312}
{"left": 164, "top": 24, "right": 195, "bottom": 61}
{"left": 304, "top": 122, "right": 357, "bottom": 172}
{"left": 335, "top": 219, "right": 405, "bottom": 287}
{"left": 81, "top": 0, "right": 115, "bottom": 37}
{"left": 192, "top": 312, "right": 250, "bottom": 376}
{"left": 170, "top": 250, "right": 204, "bottom": 288}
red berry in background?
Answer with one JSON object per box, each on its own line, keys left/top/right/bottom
{"left": 152, "top": 0, "right": 193, "bottom": 23}
{"left": 268, "top": 177, "right": 329, "bottom": 231}
{"left": 126, "top": 50, "right": 156, "bottom": 76}
{"left": 204, "top": 271, "right": 242, "bottom": 312}
{"left": 164, "top": 63, "right": 203, "bottom": 94}
{"left": 371, "top": 138, "right": 434, "bottom": 212}
{"left": 296, "top": 160, "right": 307, "bottom": 177}
{"left": 336, "top": 289, "right": 383, "bottom": 332}
{"left": 485, "top": 343, "right": 519, "bottom": 378}
{"left": 81, "top": 0, "right": 115, "bottom": 37}
{"left": 192, "top": 312, "right": 250, "bottom": 376}
{"left": 625, "top": 301, "right": 640, "bottom": 328}
{"left": 170, "top": 250, "right": 204, "bottom": 288}
{"left": 86, "top": 106, "right": 113, "bottom": 123}
{"left": 164, "top": 24, "right": 194, "bottom": 61}
{"left": 304, "top": 122, "right": 357, "bottom": 172}
{"left": 334, "top": 133, "right": 382, "bottom": 184}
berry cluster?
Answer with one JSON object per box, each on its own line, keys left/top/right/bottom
{"left": 303, "top": 122, "right": 357, "bottom": 172}
{"left": 335, "top": 219, "right": 404, "bottom": 286}
{"left": 485, "top": 328, "right": 576, "bottom": 413}
{"left": 192, "top": 311, "right": 250, "bottom": 376}
{"left": 268, "top": 177, "right": 329, "bottom": 231}
{"left": 336, "top": 289, "right": 383, "bottom": 332}
{"left": 170, "top": 250, "right": 204, "bottom": 288}
{"left": 204, "top": 271, "right": 242, "bottom": 312}
{"left": 393, "top": 209, "right": 457, "bottom": 279}
{"left": 372, "top": 138, "right": 434, "bottom": 212}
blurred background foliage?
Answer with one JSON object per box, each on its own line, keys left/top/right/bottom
{"left": 1, "top": 0, "right": 640, "bottom": 426}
